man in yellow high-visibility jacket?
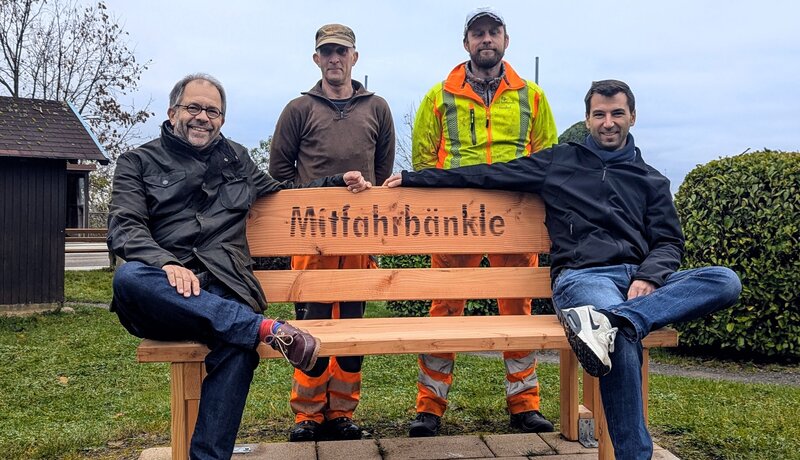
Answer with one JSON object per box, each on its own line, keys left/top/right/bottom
{"left": 409, "top": 7, "right": 558, "bottom": 437}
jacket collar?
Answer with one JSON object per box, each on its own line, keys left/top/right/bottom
{"left": 303, "top": 79, "right": 373, "bottom": 101}
{"left": 160, "top": 120, "right": 231, "bottom": 162}
{"left": 568, "top": 138, "right": 648, "bottom": 172}
{"left": 583, "top": 133, "right": 637, "bottom": 164}
{"left": 442, "top": 60, "right": 525, "bottom": 104}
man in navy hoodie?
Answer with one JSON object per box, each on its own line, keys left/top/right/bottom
{"left": 384, "top": 79, "right": 741, "bottom": 460}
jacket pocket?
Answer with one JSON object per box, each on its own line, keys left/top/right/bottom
{"left": 220, "top": 177, "right": 250, "bottom": 210}
{"left": 143, "top": 171, "right": 187, "bottom": 216}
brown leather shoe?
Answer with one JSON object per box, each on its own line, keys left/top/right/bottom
{"left": 266, "top": 321, "right": 321, "bottom": 371}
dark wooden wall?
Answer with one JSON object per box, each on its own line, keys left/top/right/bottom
{"left": 0, "top": 157, "right": 65, "bottom": 308}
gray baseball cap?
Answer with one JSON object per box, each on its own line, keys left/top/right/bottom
{"left": 464, "top": 7, "right": 506, "bottom": 37}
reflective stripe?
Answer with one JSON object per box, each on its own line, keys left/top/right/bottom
{"left": 504, "top": 350, "right": 536, "bottom": 374}
{"left": 421, "top": 353, "right": 454, "bottom": 374}
{"left": 292, "top": 378, "right": 328, "bottom": 399}
{"left": 418, "top": 368, "right": 451, "bottom": 400}
{"left": 291, "top": 378, "right": 328, "bottom": 416}
{"left": 328, "top": 376, "right": 361, "bottom": 396}
{"left": 328, "top": 377, "right": 361, "bottom": 413}
{"left": 506, "top": 368, "right": 539, "bottom": 397}
{"left": 442, "top": 91, "right": 462, "bottom": 168}
{"left": 504, "top": 351, "right": 539, "bottom": 396}
{"left": 418, "top": 353, "right": 454, "bottom": 400}
{"left": 515, "top": 88, "right": 531, "bottom": 158}
{"left": 289, "top": 369, "right": 329, "bottom": 421}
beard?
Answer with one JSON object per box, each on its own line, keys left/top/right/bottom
{"left": 470, "top": 48, "right": 504, "bottom": 70}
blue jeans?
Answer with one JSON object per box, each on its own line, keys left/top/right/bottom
{"left": 552, "top": 264, "right": 741, "bottom": 460}
{"left": 113, "top": 261, "right": 264, "bottom": 460}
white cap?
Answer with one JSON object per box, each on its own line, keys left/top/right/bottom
{"left": 464, "top": 7, "right": 506, "bottom": 37}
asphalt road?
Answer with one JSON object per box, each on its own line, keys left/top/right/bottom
{"left": 65, "top": 243, "right": 113, "bottom": 270}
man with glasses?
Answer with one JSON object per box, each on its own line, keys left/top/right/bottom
{"left": 269, "top": 24, "right": 395, "bottom": 442}
{"left": 108, "top": 73, "right": 372, "bottom": 459}
{"left": 406, "top": 7, "right": 558, "bottom": 438}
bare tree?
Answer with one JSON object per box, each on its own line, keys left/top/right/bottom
{"left": 395, "top": 103, "right": 417, "bottom": 172}
{"left": 1, "top": 0, "right": 152, "bottom": 219}
{"left": 248, "top": 136, "right": 272, "bottom": 172}
{"left": 0, "top": 0, "right": 43, "bottom": 96}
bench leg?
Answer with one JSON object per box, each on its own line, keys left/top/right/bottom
{"left": 559, "top": 350, "right": 579, "bottom": 441}
{"left": 584, "top": 374, "right": 614, "bottom": 460}
{"left": 578, "top": 348, "right": 654, "bottom": 460}
{"left": 170, "top": 362, "right": 203, "bottom": 460}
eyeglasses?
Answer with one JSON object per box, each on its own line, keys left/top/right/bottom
{"left": 174, "top": 103, "right": 223, "bottom": 119}
{"left": 317, "top": 45, "right": 351, "bottom": 57}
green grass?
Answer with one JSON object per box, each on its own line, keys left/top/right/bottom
{"left": 2, "top": 271, "right": 798, "bottom": 459}
{"left": 64, "top": 269, "right": 114, "bottom": 304}
{"left": 649, "top": 375, "right": 799, "bottom": 459}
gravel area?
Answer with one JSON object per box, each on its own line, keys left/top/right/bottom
{"left": 475, "top": 350, "right": 800, "bottom": 387}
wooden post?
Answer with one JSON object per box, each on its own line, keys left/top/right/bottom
{"left": 586, "top": 375, "right": 614, "bottom": 460}
{"left": 170, "top": 362, "right": 203, "bottom": 460}
{"left": 559, "top": 350, "right": 579, "bottom": 440}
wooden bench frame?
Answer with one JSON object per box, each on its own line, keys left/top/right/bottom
{"left": 64, "top": 228, "right": 117, "bottom": 268}
{"left": 135, "top": 188, "right": 678, "bottom": 460}
{"left": 65, "top": 227, "right": 108, "bottom": 244}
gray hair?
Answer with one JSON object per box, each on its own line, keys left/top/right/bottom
{"left": 168, "top": 73, "right": 227, "bottom": 114}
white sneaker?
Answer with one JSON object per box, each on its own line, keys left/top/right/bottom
{"left": 559, "top": 305, "right": 618, "bottom": 377}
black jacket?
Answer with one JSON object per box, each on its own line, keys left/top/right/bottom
{"left": 402, "top": 141, "right": 684, "bottom": 287}
{"left": 108, "top": 122, "right": 346, "bottom": 312}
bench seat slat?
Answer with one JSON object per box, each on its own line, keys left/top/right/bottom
{"left": 256, "top": 267, "right": 552, "bottom": 303}
{"left": 137, "top": 315, "right": 679, "bottom": 362}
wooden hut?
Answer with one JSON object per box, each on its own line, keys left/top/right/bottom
{"left": 0, "top": 96, "right": 108, "bottom": 313}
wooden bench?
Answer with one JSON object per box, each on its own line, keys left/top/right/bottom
{"left": 65, "top": 227, "right": 108, "bottom": 244}
{"left": 65, "top": 228, "right": 116, "bottom": 267}
{"left": 136, "top": 187, "right": 678, "bottom": 460}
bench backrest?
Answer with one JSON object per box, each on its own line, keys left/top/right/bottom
{"left": 246, "top": 187, "right": 553, "bottom": 303}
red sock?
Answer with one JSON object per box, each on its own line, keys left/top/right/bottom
{"left": 259, "top": 319, "right": 277, "bottom": 342}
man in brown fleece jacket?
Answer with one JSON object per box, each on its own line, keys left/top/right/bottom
{"left": 268, "top": 23, "right": 396, "bottom": 443}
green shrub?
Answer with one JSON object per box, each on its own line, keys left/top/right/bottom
{"left": 558, "top": 121, "right": 589, "bottom": 144}
{"left": 674, "top": 150, "right": 800, "bottom": 359}
{"left": 253, "top": 257, "right": 290, "bottom": 270}
{"left": 379, "top": 254, "right": 554, "bottom": 317}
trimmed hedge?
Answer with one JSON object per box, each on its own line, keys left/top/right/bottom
{"left": 674, "top": 150, "right": 800, "bottom": 359}
{"left": 380, "top": 254, "right": 554, "bottom": 317}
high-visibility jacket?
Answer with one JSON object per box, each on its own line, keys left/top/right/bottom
{"left": 412, "top": 61, "right": 557, "bottom": 171}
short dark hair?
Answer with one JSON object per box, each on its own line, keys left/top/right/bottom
{"left": 584, "top": 80, "right": 635, "bottom": 116}
{"left": 169, "top": 73, "right": 227, "bottom": 114}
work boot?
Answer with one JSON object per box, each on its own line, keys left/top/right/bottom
{"left": 289, "top": 420, "right": 321, "bottom": 442}
{"left": 510, "top": 410, "right": 554, "bottom": 433}
{"left": 558, "top": 305, "right": 618, "bottom": 377}
{"left": 408, "top": 412, "right": 441, "bottom": 437}
{"left": 266, "top": 321, "right": 321, "bottom": 371}
{"left": 324, "top": 416, "right": 362, "bottom": 440}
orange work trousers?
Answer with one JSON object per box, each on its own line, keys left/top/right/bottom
{"left": 289, "top": 254, "right": 373, "bottom": 423}
{"left": 416, "top": 252, "right": 542, "bottom": 417}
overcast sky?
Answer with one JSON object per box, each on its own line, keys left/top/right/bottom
{"left": 100, "top": 0, "right": 799, "bottom": 192}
